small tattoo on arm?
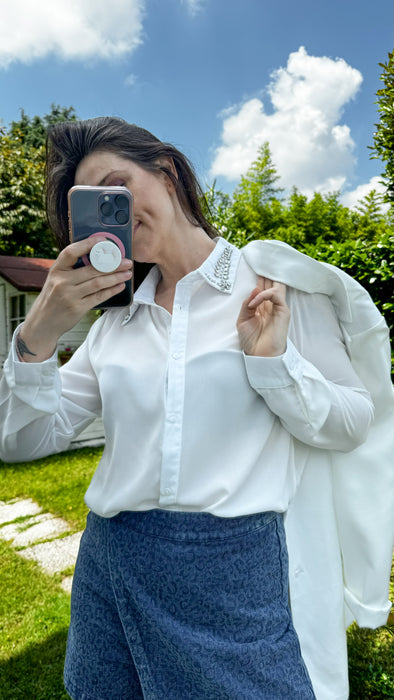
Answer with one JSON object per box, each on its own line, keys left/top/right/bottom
{"left": 16, "top": 335, "right": 37, "bottom": 361}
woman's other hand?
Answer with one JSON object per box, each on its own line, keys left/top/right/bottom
{"left": 16, "top": 238, "right": 132, "bottom": 362}
{"left": 237, "top": 276, "right": 290, "bottom": 357}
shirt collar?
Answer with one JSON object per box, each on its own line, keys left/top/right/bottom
{"left": 197, "top": 237, "right": 240, "bottom": 293}
{"left": 121, "top": 266, "right": 160, "bottom": 324}
{"left": 121, "top": 237, "right": 240, "bottom": 325}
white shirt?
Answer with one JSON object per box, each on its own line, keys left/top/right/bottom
{"left": 0, "top": 238, "right": 373, "bottom": 519}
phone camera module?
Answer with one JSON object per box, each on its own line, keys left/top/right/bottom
{"left": 99, "top": 191, "right": 129, "bottom": 226}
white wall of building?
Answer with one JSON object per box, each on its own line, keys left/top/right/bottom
{"left": 0, "top": 278, "right": 104, "bottom": 448}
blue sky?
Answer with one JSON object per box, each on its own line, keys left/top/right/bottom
{"left": 0, "top": 0, "right": 392, "bottom": 207}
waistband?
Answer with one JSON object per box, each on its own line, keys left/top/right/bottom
{"left": 100, "top": 509, "right": 281, "bottom": 542}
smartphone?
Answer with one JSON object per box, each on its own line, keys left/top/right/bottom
{"left": 68, "top": 185, "right": 133, "bottom": 308}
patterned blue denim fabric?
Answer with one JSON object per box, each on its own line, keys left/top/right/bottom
{"left": 64, "top": 510, "right": 315, "bottom": 699}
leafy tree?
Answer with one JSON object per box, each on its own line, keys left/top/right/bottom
{"left": 229, "top": 143, "right": 284, "bottom": 240}
{"left": 203, "top": 146, "right": 394, "bottom": 356}
{"left": 202, "top": 181, "right": 233, "bottom": 238}
{"left": 0, "top": 105, "right": 77, "bottom": 257}
{"left": 303, "top": 231, "right": 394, "bottom": 343}
{"left": 369, "top": 51, "right": 394, "bottom": 205}
{"left": 9, "top": 104, "right": 77, "bottom": 149}
{"left": 0, "top": 132, "right": 55, "bottom": 257}
{"left": 354, "top": 190, "right": 391, "bottom": 240}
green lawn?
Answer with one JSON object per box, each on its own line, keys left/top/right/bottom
{"left": 0, "top": 447, "right": 393, "bottom": 699}
{"left": 0, "top": 540, "right": 70, "bottom": 699}
{"left": 0, "top": 447, "right": 102, "bottom": 531}
{"left": 0, "top": 447, "right": 100, "bottom": 700}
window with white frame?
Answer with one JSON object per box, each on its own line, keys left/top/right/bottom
{"left": 9, "top": 294, "right": 26, "bottom": 336}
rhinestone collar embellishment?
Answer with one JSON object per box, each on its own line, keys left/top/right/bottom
{"left": 206, "top": 245, "right": 234, "bottom": 291}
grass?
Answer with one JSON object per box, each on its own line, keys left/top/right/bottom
{"left": 0, "top": 447, "right": 101, "bottom": 699}
{"left": 0, "top": 447, "right": 102, "bottom": 531}
{"left": 0, "top": 540, "right": 70, "bottom": 699}
{"left": 348, "top": 623, "right": 394, "bottom": 698}
{"left": 0, "top": 447, "right": 393, "bottom": 698}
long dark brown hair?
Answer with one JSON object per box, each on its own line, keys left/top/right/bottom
{"left": 46, "top": 116, "right": 217, "bottom": 251}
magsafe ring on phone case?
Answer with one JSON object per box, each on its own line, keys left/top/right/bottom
{"left": 81, "top": 232, "right": 126, "bottom": 272}
{"left": 89, "top": 240, "right": 123, "bottom": 273}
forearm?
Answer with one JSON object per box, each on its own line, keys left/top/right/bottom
{"left": 15, "top": 237, "right": 132, "bottom": 363}
{"left": 0, "top": 361, "right": 62, "bottom": 461}
{"left": 244, "top": 341, "right": 374, "bottom": 452}
{"left": 0, "top": 330, "right": 101, "bottom": 463}
{"left": 0, "top": 390, "right": 97, "bottom": 463}
{"left": 16, "top": 321, "right": 58, "bottom": 363}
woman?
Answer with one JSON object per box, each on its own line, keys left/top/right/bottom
{"left": 0, "top": 117, "right": 389, "bottom": 699}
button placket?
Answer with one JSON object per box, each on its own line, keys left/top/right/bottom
{"left": 159, "top": 282, "right": 191, "bottom": 506}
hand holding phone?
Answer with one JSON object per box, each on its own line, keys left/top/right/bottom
{"left": 17, "top": 235, "right": 132, "bottom": 362}
{"left": 68, "top": 185, "right": 133, "bottom": 308}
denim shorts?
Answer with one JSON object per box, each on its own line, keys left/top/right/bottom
{"left": 64, "top": 509, "right": 315, "bottom": 699}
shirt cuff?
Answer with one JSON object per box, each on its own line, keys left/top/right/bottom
{"left": 244, "top": 338, "right": 304, "bottom": 390}
{"left": 4, "top": 325, "right": 59, "bottom": 395}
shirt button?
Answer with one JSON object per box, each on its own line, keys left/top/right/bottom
{"left": 172, "top": 352, "right": 181, "bottom": 360}
{"left": 163, "top": 488, "right": 172, "bottom": 496}
{"left": 167, "top": 414, "right": 176, "bottom": 423}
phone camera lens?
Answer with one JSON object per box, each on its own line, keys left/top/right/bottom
{"left": 115, "top": 209, "right": 128, "bottom": 225}
{"left": 100, "top": 201, "right": 114, "bottom": 217}
{"left": 115, "top": 194, "right": 129, "bottom": 209}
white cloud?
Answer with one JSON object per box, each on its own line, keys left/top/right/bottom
{"left": 181, "top": 0, "right": 206, "bottom": 16}
{"left": 0, "top": 0, "right": 145, "bottom": 68}
{"left": 341, "top": 176, "right": 390, "bottom": 212}
{"left": 210, "top": 47, "right": 363, "bottom": 196}
{"left": 124, "top": 72, "right": 138, "bottom": 87}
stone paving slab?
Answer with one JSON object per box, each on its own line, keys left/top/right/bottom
{"left": 61, "top": 576, "right": 74, "bottom": 594}
{"left": 0, "top": 498, "right": 82, "bottom": 592}
{"left": 0, "top": 498, "right": 42, "bottom": 524}
{"left": 18, "top": 531, "right": 83, "bottom": 574}
{"left": 0, "top": 513, "right": 70, "bottom": 547}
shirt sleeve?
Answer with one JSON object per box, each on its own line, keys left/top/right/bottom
{"left": 243, "top": 290, "right": 375, "bottom": 452}
{"left": 0, "top": 324, "right": 102, "bottom": 463}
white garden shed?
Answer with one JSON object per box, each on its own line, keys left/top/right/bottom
{"left": 0, "top": 255, "right": 104, "bottom": 447}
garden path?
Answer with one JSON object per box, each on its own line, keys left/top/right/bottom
{"left": 0, "top": 497, "right": 82, "bottom": 593}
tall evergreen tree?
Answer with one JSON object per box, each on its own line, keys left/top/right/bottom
{"left": 230, "top": 143, "right": 284, "bottom": 239}
{"left": 370, "top": 52, "right": 394, "bottom": 205}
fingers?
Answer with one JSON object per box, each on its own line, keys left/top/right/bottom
{"left": 57, "top": 238, "right": 132, "bottom": 272}
{"left": 42, "top": 243, "right": 132, "bottom": 316}
{"left": 57, "top": 238, "right": 105, "bottom": 270}
{"left": 85, "top": 279, "right": 129, "bottom": 307}
{"left": 72, "top": 256, "right": 133, "bottom": 286}
{"left": 247, "top": 280, "right": 286, "bottom": 310}
{"left": 79, "top": 268, "right": 132, "bottom": 303}
{"left": 242, "top": 277, "right": 272, "bottom": 308}
{"left": 237, "top": 296, "right": 256, "bottom": 327}
{"left": 256, "top": 275, "right": 271, "bottom": 291}
{"left": 49, "top": 240, "right": 132, "bottom": 290}
{"left": 247, "top": 287, "right": 282, "bottom": 310}
{"left": 237, "top": 279, "right": 276, "bottom": 326}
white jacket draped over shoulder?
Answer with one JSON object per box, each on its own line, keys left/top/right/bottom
{"left": 243, "top": 239, "right": 394, "bottom": 698}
